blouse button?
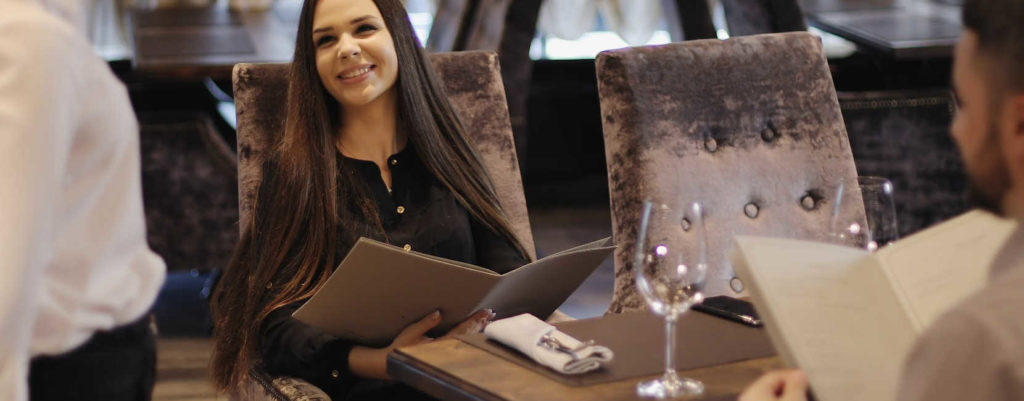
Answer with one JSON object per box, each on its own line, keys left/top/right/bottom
{"left": 396, "top": 205, "right": 406, "bottom": 214}
{"left": 730, "top": 277, "right": 745, "bottom": 293}
{"left": 390, "top": 159, "right": 398, "bottom": 166}
{"left": 403, "top": 244, "right": 412, "bottom": 251}
{"left": 330, "top": 369, "right": 340, "bottom": 379}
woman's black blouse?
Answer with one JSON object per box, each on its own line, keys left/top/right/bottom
{"left": 258, "top": 145, "right": 527, "bottom": 399}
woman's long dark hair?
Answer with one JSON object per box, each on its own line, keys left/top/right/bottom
{"left": 210, "top": 0, "right": 530, "bottom": 393}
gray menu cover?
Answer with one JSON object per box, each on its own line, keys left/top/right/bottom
{"left": 293, "top": 237, "right": 614, "bottom": 346}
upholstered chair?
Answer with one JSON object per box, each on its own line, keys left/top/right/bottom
{"left": 230, "top": 51, "right": 535, "bottom": 400}
{"left": 838, "top": 89, "right": 966, "bottom": 236}
{"left": 597, "top": 32, "right": 862, "bottom": 313}
{"left": 721, "top": 0, "right": 807, "bottom": 36}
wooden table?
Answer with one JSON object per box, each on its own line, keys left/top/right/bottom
{"left": 388, "top": 339, "right": 780, "bottom": 401}
{"left": 802, "top": 0, "right": 961, "bottom": 59}
{"left": 128, "top": 1, "right": 301, "bottom": 80}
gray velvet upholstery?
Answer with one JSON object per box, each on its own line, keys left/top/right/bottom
{"left": 597, "top": 32, "right": 861, "bottom": 313}
{"left": 139, "top": 112, "right": 239, "bottom": 274}
{"left": 230, "top": 51, "right": 535, "bottom": 400}
{"left": 839, "top": 89, "right": 967, "bottom": 236}
{"left": 238, "top": 372, "right": 331, "bottom": 401}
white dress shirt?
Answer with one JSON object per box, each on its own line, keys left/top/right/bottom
{"left": 898, "top": 225, "right": 1024, "bottom": 401}
{"left": 0, "top": 1, "right": 166, "bottom": 400}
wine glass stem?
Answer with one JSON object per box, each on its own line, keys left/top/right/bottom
{"left": 665, "top": 313, "right": 678, "bottom": 376}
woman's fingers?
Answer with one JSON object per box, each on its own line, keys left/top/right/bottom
{"left": 392, "top": 310, "right": 442, "bottom": 347}
{"left": 440, "top": 309, "right": 494, "bottom": 339}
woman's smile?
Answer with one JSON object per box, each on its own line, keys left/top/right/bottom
{"left": 338, "top": 64, "right": 376, "bottom": 83}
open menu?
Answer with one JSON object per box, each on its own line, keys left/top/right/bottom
{"left": 730, "top": 210, "right": 1017, "bottom": 401}
{"left": 293, "top": 237, "right": 615, "bottom": 346}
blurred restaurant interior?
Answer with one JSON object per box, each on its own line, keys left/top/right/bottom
{"left": 48, "top": 0, "right": 975, "bottom": 399}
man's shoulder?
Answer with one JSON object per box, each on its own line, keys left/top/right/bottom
{"left": 924, "top": 265, "right": 1024, "bottom": 354}
{"left": 0, "top": 3, "right": 82, "bottom": 60}
{"left": 901, "top": 267, "right": 1024, "bottom": 401}
{"left": 1, "top": 2, "right": 72, "bottom": 31}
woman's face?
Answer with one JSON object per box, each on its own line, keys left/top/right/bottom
{"left": 312, "top": 0, "right": 399, "bottom": 111}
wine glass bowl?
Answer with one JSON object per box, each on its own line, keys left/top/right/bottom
{"left": 635, "top": 244, "right": 705, "bottom": 316}
{"left": 830, "top": 176, "right": 899, "bottom": 251}
{"left": 633, "top": 200, "right": 708, "bottom": 398}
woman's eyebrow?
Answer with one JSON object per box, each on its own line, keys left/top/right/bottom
{"left": 350, "top": 15, "right": 378, "bottom": 24}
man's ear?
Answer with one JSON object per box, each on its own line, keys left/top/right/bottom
{"left": 1016, "top": 95, "right": 1024, "bottom": 135}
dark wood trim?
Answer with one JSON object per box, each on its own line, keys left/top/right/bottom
{"left": 676, "top": 0, "right": 718, "bottom": 40}
{"left": 388, "top": 349, "right": 504, "bottom": 401}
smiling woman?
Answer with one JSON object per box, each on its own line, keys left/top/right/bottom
{"left": 209, "top": 0, "right": 532, "bottom": 399}
{"left": 311, "top": 0, "right": 399, "bottom": 111}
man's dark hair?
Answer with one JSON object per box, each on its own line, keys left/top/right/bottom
{"left": 963, "top": 0, "right": 1024, "bottom": 93}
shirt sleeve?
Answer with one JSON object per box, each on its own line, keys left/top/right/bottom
{"left": 0, "top": 9, "right": 78, "bottom": 401}
{"left": 260, "top": 302, "right": 359, "bottom": 396}
{"left": 470, "top": 218, "right": 530, "bottom": 274}
{"left": 897, "top": 309, "right": 1024, "bottom": 401}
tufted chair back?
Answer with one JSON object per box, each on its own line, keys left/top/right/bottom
{"left": 230, "top": 51, "right": 535, "bottom": 400}
{"left": 597, "top": 32, "right": 862, "bottom": 313}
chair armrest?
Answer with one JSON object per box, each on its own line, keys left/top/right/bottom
{"left": 239, "top": 370, "right": 332, "bottom": 401}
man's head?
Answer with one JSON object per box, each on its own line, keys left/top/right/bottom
{"left": 953, "top": 0, "right": 1024, "bottom": 217}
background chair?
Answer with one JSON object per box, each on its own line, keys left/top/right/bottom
{"left": 838, "top": 89, "right": 966, "bottom": 236}
{"left": 230, "top": 51, "right": 536, "bottom": 400}
{"left": 721, "top": 0, "right": 807, "bottom": 37}
{"left": 597, "top": 32, "right": 862, "bottom": 313}
{"left": 138, "top": 112, "right": 238, "bottom": 336}
{"left": 712, "top": 0, "right": 968, "bottom": 237}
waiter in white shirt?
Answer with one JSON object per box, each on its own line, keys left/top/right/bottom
{"left": 0, "top": 0, "right": 166, "bottom": 400}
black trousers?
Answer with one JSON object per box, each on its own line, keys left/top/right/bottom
{"left": 28, "top": 315, "right": 156, "bottom": 401}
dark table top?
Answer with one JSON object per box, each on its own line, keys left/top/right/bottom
{"left": 129, "top": 2, "right": 301, "bottom": 80}
{"left": 802, "top": 0, "right": 962, "bottom": 59}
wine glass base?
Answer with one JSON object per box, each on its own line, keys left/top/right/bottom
{"left": 636, "top": 372, "right": 704, "bottom": 399}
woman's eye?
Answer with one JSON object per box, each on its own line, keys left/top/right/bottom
{"left": 356, "top": 24, "right": 378, "bottom": 34}
{"left": 315, "top": 36, "right": 335, "bottom": 47}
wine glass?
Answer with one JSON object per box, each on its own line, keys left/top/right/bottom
{"left": 633, "top": 198, "right": 708, "bottom": 398}
{"left": 830, "top": 176, "right": 899, "bottom": 251}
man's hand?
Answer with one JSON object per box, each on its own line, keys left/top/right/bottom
{"left": 738, "top": 369, "right": 809, "bottom": 401}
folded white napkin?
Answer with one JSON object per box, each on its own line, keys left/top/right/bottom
{"left": 484, "top": 313, "right": 613, "bottom": 374}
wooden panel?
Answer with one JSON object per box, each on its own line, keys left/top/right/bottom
{"left": 130, "top": 5, "right": 296, "bottom": 80}
{"left": 390, "top": 339, "right": 780, "bottom": 401}
{"left": 135, "top": 27, "right": 255, "bottom": 58}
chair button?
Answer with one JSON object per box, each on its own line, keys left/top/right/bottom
{"left": 744, "top": 203, "right": 759, "bottom": 219}
{"left": 680, "top": 217, "right": 691, "bottom": 231}
{"left": 730, "top": 277, "right": 745, "bottom": 293}
{"left": 403, "top": 244, "right": 412, "bottom": 251}
{"left": 761, "top": 126, "right": 776, "bottom": 142}
{"left": 331, "top": 369, "right": 340, "bottom": 378}
{"left": 704, "top": 137, "right": 718, "bottom": 152}
{"left": 801, "top": 195, "right": 816, "bottom": 210}
{"left": 396, "top": 205, "right": 406, "bottom": 214}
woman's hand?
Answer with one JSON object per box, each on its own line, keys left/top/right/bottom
{"left": 738, "top": 369, "right": 809, "bottom": 401}
{"left": 348, "top": 309, "right": 495, "bottom": 380}
{"left": 438, "top": 309, "right": 495, "bottom": 340}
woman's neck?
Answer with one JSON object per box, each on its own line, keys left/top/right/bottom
{"left": 336, "top": 90, "right": 407, "bottom": 167}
